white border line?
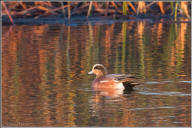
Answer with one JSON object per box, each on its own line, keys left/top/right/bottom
{"left": 1, "top": 1, "right": 191, "bottom": 128}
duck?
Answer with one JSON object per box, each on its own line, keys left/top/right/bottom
{"left": 88, "top": 64, "right": 139, "bottom": 91}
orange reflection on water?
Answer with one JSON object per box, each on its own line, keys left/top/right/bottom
{"left": 2, "top": 21, "right": 191, "bottom": 126}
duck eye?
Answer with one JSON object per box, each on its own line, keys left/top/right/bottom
{"left": 94, "top": 66, "right": 99, "bottom": 70}
{"left": 94, "top": 66, "right": 103, "bottom": 70}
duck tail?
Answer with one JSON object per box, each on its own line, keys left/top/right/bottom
{"left": 123, "top": 81, "right": 140, "bottom": 91}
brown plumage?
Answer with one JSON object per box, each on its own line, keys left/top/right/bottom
{"left": 88, "top": 64, "right": 139, "bottom": 91}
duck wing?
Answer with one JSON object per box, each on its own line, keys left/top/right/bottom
{"left": 106, "top": 74, "right": 135, "bottom": 81}
{"left": 107, "top": 74, "right": 140, "bottom": 89}
{"left": 113, "top": 74, "right": 136, "bottom": 80}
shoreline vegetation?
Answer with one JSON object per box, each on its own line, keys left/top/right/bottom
{"left": 2, "top": 1, "right": 191, "bottom": 25}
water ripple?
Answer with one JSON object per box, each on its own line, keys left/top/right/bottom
{"left": 137, "top": 91, "right": 191, "bottom": 96}
{"left": 129, "top": 106, "right": 176, "bottom": 111}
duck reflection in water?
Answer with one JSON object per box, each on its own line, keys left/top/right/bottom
{"left": 88, "top": 64, "right": 140, "bottom": 98}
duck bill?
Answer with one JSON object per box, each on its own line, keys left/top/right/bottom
{"left": 88, "top": 71, "right": 93, "bottom": 74}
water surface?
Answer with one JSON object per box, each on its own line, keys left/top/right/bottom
{"left": 2, "top": 20, "right": 191, "bottom": 127}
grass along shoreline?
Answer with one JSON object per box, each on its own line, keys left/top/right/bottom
{"left": 2, "top": 2, "right": 191, "bottom": 25}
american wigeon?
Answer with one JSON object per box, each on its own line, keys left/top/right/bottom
{"left": 88, "top": 64, "right": 139, "bottom": 91}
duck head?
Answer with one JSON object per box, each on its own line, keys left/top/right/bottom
{"left": 88, "top": 64, "right": 107, "bottom": 78}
